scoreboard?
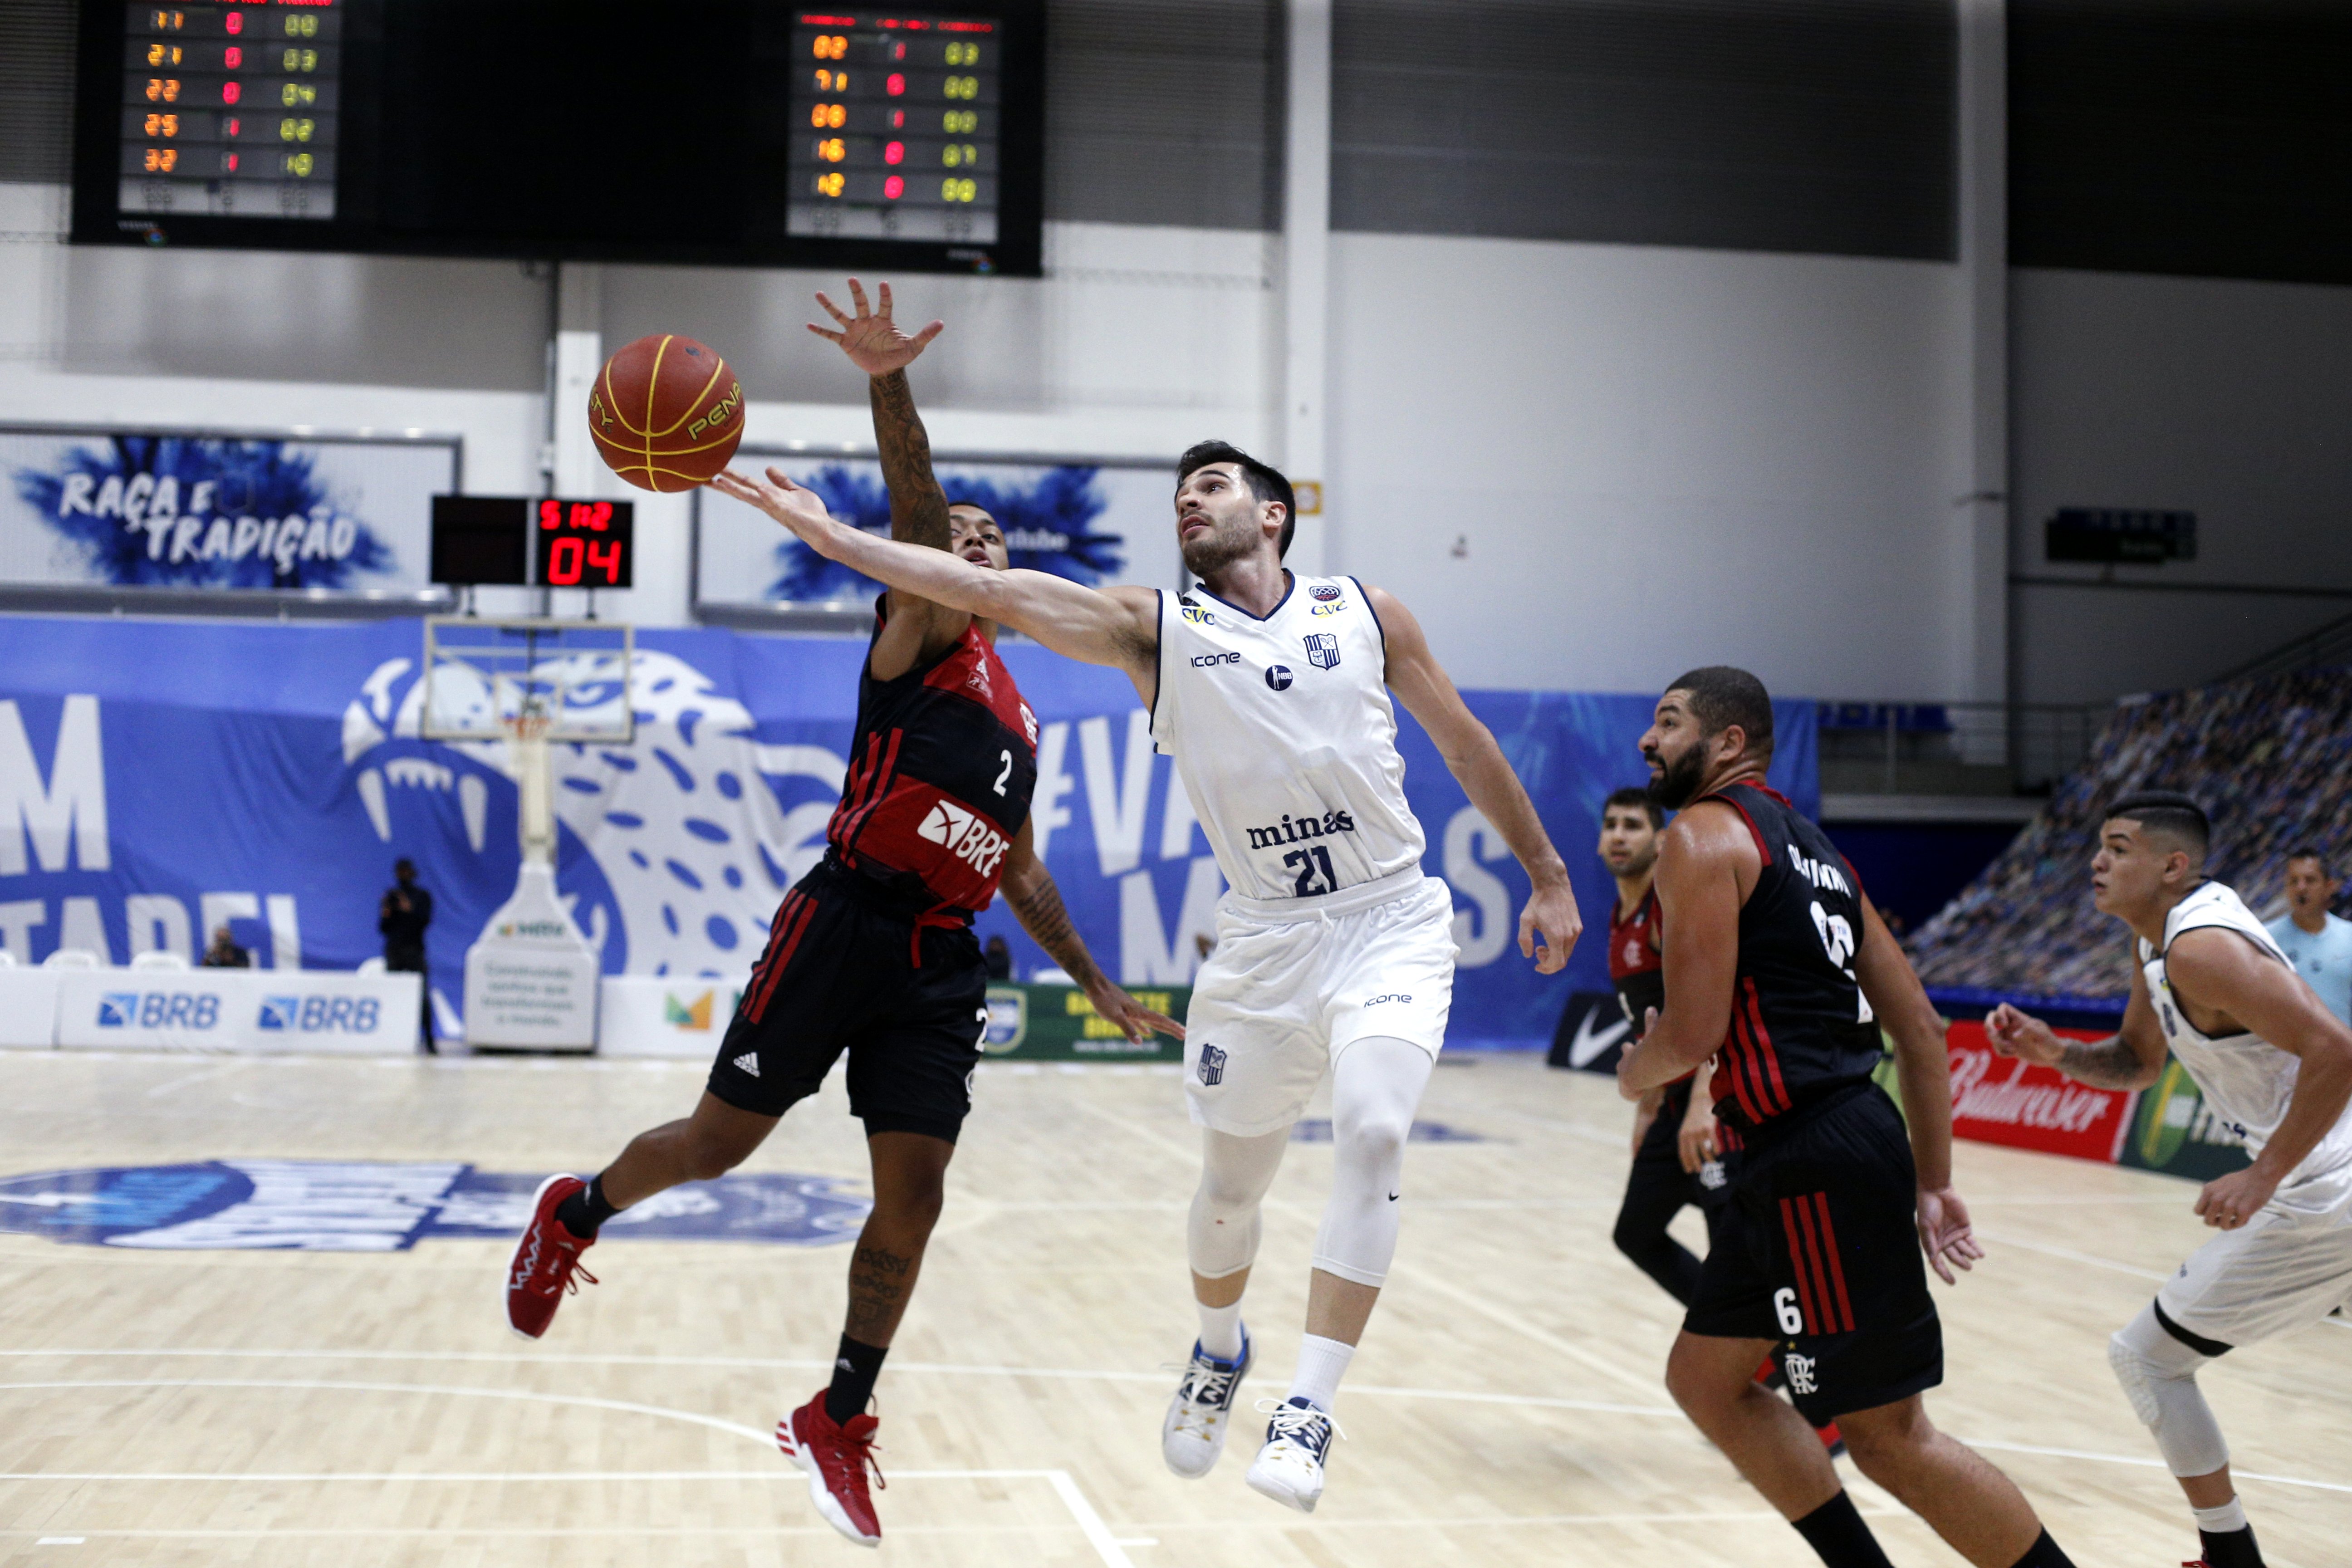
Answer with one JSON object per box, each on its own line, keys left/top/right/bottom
{"left": 787, "top": 12, "right": 1003, "bottom": 247}
{"left": 71, "top": 0, "right": 1044, "bottom": 275}
{"left": 119, "top": 2, "right": 342, "bottom": 223}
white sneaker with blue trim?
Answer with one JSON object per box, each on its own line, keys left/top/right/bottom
{"left": 1161, "top": 1332, "right": 1252, "bottom": 1478}
{"left": 1245, "top": 1395, "right": 1342, "bottom": 1513}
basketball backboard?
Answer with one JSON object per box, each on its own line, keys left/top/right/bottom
{"left": 421, "top": 617, "right": 635, "bottom": 745}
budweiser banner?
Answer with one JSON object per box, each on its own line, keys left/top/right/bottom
{"left": 1945, "top": 1019, "right": 2137, "bottom": 1164}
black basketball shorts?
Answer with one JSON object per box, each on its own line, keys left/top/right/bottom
{"left": 1684, "top": 1082, "right": 1944, "bottom": 1423}
{"left": 706, "top": 863, "right": 990, "bottom": 1143}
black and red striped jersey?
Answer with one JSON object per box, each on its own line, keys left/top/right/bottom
{"left": 1700, "top": 781, "right": 1883, "bottom": 1132}
{"left": 1608, "top": 884, "right": 1665, "bottom": 1031}
{"left": 825, "top": 598, "right": 1040, "bottom": 918}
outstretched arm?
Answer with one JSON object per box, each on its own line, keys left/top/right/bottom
{"left": 1852, "top": 892, "right": 1982, "bottom": 1283}
{"left": 1986, "top": 958, "right": 2169, "bottom": 1090}
{"left": 1361, "top": 583, "right": 1580, "bottom": 973}
{"left": 709, "top": 466, "right": 1161, "bottom": 688}
{"left": 998, "top": 820, "right": 1183, "bottom": 1043}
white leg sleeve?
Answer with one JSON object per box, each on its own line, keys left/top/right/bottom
{"left": 1309, "top": 1036, "right": 1436, "bottom": 1289}
{"left": 2109, "top": 1302, "right": 2232, "bottom": 1478}
{"left": 1188, "top": 1125, "right": 1290, "bottom": 1281}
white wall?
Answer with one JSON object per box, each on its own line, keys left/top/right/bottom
{"left": 1326, "top": 231, "right": 1984, "bottom": 698}
{"left": 2009, "top": 267, "right": 2352, "bottom": 704}
{"left": 3, "top": 181, "right": 2004, "bottom": 705}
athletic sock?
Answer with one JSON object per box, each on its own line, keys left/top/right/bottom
{"left": 1285, "top": 1333, "right": 1355, "bottom": 1413}
{"left": 1789, "top": 1490, "right": 1895, "bottom": 1568}
{"left": 554, "top": 1173, "right": 621, "bottom": 1237}
{"left": 2191, "top": 1499, "right": 2263, "bottom": 1568}
{"left": 825, "top": 1334, "right": 889, "bottom": 1426}
{"left": 2004, "top": 1528, "right": 2078, "bottom": 1568}
{"left": 1196, "top": 1299, "right": 1245, "bottom": 1362}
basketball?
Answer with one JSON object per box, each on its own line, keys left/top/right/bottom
{"left": 587, "top": 333, "right": 744, "bottom": 492}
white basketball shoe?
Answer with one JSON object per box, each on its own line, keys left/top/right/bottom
{"left": 1245, "top": 1396, "right": 1343, "bottom": 1513}
{"left": 1160, "top": 1331, "right": 1252, "bottom": 1479}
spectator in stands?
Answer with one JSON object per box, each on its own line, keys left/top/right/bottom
{"left": 2269, "top": 850, "right": 2352, "bottom": 1027}
{"left": 1909, "top": 668, "right": 2352, "bottom": 1000}
{"left": 381, "top": 858, "right": 436, "bottom": 1054}
{"left": 984, "top": 934, "right": 1013, "bottom": 981}
{"left": 201, "top": 925, "right": 251, "bottom": 968}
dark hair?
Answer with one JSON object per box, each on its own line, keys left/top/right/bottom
{"left": 1603, "top": 785, "right": 1664, "bottom": 829}
{"left": 2104, "top": 790, "right": 2210, "bottom": 858}
{"left": 2284, "top": 846, "right": 2330, "bottom": 873}
{"left": 394, "top": 858, "right": 416, "bottom": 875}
{"left": 1176, "top": 440, "right": 1296, "bottom": 558}
{"left": 1664, "top": 666, "right": 1774, "bottom": 757}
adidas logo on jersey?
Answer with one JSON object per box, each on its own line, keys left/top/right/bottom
{"left": 916, "top": 798, "right": 1012, "bottom": 876}
{"left": 732, "top": 1053, "right": 760, "bottom": 1077}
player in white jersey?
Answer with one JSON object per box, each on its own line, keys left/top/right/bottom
{"left": 1986, "top": 792, "right": 2352, "bottom": 1568}
{"left": 716, "top": 352, "right": 1580, "bottom": 1514}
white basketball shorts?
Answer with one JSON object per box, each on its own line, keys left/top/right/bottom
{"left": 2156, "top": 1162, "right": 2352, "bottom": 1348}
{"left": 1182, "top": 869, "right": 1459, "bottom": 1137}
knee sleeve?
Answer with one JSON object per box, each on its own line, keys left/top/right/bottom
{"left": 1311, "top": 1036, "right": 1434, "bottom": 1289}
{"left": 1188, "top": 1126, "right": 1288, "bottom": 1280}
{"left": 2109, "top": 1303, "right": 2231, "bottom": 1478}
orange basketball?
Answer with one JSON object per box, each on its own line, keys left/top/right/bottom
{"left": 587, "top": 334, "right": 745, "bottom": 492}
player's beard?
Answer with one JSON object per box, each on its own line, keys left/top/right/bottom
{"left": 1645, "top": 742, "right": 1710, "bottom": 811}
{"left": 1180, "top": 514, "right": 1255, "bottom": 578}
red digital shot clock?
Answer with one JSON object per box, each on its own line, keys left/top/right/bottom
{"left": 533, "top": 498, "right": 635, "bottom": 589}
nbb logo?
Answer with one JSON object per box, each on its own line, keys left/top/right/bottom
{"left": 97, "top": 992, "right": 220, "bottom": 1029}
{"left": 260, "top": 995, "right": 382, "bottom": 1034}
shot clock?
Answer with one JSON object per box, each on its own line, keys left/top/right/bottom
{"left": 534, "top": 499, "right": 635, "bottom": 590}
{"left": 429, "top": 497, "right": 634, "bottom": 590}
{"left": 72, "top": 0, "right": 1044, "bottom": 274}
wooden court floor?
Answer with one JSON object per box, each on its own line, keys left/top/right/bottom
{"left": 1, "top": 1047, "right": 2346, "bottom": 1567}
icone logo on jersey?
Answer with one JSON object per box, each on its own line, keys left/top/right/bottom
{"left": 1190, "top": 652, "right": 1240, "bottom": 668}
{"left": 916, "top": 798, "right": 1011, "bottom": 876}
{"left": 98, "top": 992, "right": 221, "bottom": 1029}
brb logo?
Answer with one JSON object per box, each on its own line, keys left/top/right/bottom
{"left": 916, "top": 799, "right": 1011, "bottom": 876}
{"left": 97, "top": 992, "right": 221, "bottom": 1030}
{"left": 258, "top": 995, "right": 382, "bottom": 1034}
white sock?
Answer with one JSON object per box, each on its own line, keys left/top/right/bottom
{"left": 1286, "top": 1333, "right": 1356, "bottom": 1412}
{"left": 2191, "top": 1497, "right": 2249, "bottom": 1534}
{"left": 1196, "top": 1298, "right": 1244, "bottom": 1361}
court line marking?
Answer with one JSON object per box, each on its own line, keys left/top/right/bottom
{"left": 0, "top": 1379, "right": 1133, "bottom": 1568}
{"left": 1975, "top": 1230, "right": 2171, "bottom": 1281}
{"left": 6, "top": 1361, "right": 2349, "bottom": 1498}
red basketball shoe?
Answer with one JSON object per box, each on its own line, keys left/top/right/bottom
{"left": 779, "top": 1390, "right": 884, "bottom": 1547}
{"left": 503, "top": 1174, "right": 598, "bottom": 1340}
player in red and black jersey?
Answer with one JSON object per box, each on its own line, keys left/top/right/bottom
{"left": 1602, "top": 786, "right": 1734, "bottom": 1302}
{"left": 1619, "top": 669, "right": 2076, "bottom": 1568}
{"left": 503, "top": 281, "right": 1176, "bottom": 1548}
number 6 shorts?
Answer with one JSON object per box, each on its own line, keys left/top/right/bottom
{"left": 1683, "top": 1083, "right": 1945, "bottom": 1424}
{"left": 1182, "top": 871, "right": 1459, "bottom": 1138}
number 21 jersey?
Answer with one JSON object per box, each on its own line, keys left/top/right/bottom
{"left": 1150, "top": 574, "right": 1425, "bottom": 903}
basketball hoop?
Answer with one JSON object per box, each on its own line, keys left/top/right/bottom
{"left": 499, "top": 706, "right": 554, "bottom": 746}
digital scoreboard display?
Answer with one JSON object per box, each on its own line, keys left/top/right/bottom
{"left": 72, "top": 0, "right": 1044, "bottom": 275}
{"left": 119, "top": 2, "right": 341, "bottom": 223}
{"left": 788, "top": 12, "right": 1001, "bottom": 247}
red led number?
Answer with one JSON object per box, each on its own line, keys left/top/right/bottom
{"left": 225, "top": 10, "right": 243, "bottom": 33}
{"left": 547, "top": 535, "right": 584, "bottom": 585}
{"left": 538, "top": 499, "right": 562, "bottom": 529}
{"left": 586, "top": 540, "right": 622, "bottom": 583}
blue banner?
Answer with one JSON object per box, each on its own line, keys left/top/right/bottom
{"left": 0, "top": 617, "right": 1814, "bottom": 1048}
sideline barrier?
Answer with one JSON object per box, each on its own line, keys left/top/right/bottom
{"left": 27, "top": 968, "right": 422, "bottom": 1054}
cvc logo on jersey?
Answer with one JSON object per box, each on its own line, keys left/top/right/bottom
{"left": 0, "top": 1161, "right": 870, "bottom": 1251}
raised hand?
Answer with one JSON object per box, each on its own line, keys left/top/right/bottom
{"left": 808, "top": 278, "right": 943, "bottom": 377}
{"left": 1915, "top": 1184, "right": 1986, "bottom": 1284}
{"left": 710, "top": 466, "right": 838, "bottom": 542}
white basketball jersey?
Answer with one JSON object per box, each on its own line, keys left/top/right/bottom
{"left": 2141, "top": 880, "right": 2352, "bottom": 1185}
{"left": 1150, "top": 574, "right": 1426, "bottom": 903}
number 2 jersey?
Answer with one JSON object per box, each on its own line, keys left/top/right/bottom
{"left": 1148, "top": 574, "right": 1426, "bottom": 903}
{"left": 1700, "top": 781, "right": 1884, "bottom": 1133}
{"left": 825, "top": 596, "right": 1041, "bottom": 919}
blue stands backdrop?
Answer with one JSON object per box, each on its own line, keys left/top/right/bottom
{"left": 0, "top": 617, "right": 1816, "bottom": 1049}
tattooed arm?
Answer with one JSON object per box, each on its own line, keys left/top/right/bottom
{"left": 1986, "top": 953, "right": 2168, "bottom": 1092}
{"left": 998, "top": 819, "right": 1183, "bottom": 1043}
